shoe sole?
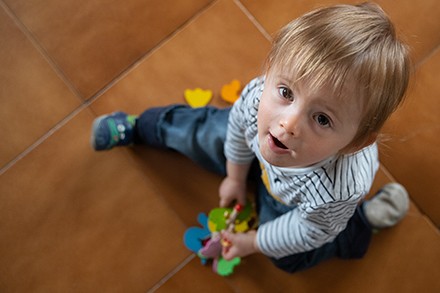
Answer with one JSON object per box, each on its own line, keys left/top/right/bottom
{"left": 90, "top": 115, "right": 107, "bottom": 150}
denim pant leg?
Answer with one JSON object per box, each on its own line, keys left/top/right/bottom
{"left": 256, "top": 180, "right": 373, "bottom": 273}
{"left": 135, "top": 104, "right": 230, "bottom": 175}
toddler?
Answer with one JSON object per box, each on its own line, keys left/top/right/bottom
{"left": 91, "top": 3, "right": 410, "bottom": 272}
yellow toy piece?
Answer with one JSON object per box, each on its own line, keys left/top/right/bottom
{"left": 233, "top": 220, "right": 250, "bottom": 233}
{"left": 184, "top": 88, "right": 213, "bottom": 108}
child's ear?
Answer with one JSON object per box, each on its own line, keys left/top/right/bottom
{"left": 341, "top": 133, "right": 378, "bottom": 154}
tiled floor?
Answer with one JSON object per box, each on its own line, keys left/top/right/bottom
{"left": 1, "top": 0, "right": 439, "bottom": 292}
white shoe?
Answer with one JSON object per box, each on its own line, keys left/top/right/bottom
{"left": 363, "top": 183, "right": 409, "bottom": 229}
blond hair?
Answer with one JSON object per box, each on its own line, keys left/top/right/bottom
{"left": 266, "top": 2, "right": 411, "bottom": 149}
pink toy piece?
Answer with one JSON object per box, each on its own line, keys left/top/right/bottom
{"left": 199, "top": 234, "right": 222, "bottom": 258}
{"left": 212, "top": 257, "right": 219, "bottom": 274}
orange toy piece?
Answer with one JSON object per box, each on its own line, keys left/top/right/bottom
{"left": 221, "top": 80, "right": 241, "bottom": 104}
{"left": 184, "top": 88, "right": 213, "bottom": 108}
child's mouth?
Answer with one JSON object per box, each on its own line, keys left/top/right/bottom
{"left": 271, "top": 134, "right": 288, "bottom": 149}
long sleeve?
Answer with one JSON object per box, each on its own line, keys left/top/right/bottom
{"left": 256, "top": 196, "right": 359, "bottom": 257}
{"left": 224, "top": 77, "right": 262, "bottom": 164}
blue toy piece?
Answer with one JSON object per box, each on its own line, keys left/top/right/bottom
{"left": 183, "top": 213, "right": 210, "bottom": 252}
{"left": 183, "top": 213, "right": 211, "bottom": 265}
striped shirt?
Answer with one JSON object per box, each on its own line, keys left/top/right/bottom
{"left": 224, "top": 77, "right": 379, "bottom": 259}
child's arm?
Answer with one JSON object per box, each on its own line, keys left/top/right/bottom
{"left": 219, "top": 160, "right": 251, "bottom": 207}
{"left": 221, "top": 78, "right": 265, "bottom": 207}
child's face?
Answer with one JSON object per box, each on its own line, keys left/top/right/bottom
{"left": 257, "top": 68, "right": 363, "bottom": 168}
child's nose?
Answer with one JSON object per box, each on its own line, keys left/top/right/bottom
{"left": 280, "top": 113, "right": 302, "bottom": 136}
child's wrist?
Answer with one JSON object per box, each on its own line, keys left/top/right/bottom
{"left": 251, "top": 230, "right": 261, "bottom": 253}
{"left": 225, "top": 175, "right": 246, "bottom": 186}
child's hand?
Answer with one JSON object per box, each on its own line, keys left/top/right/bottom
{"left": 219, "top": 160, "right": 251, "bottom": 207}
{"left": 219, "top": 176, "right": 247, "bottom": 207}
{"left": 221, "top": 230, "right": 260, "bottom": 260}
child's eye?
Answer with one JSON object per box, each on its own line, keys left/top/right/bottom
{"left": 315, "top": 114, "right": 331, "bottom": 128}
{"left": 278, "top": 86, "right": 294, "bottom": 101}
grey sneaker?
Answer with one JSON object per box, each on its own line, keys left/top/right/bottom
{"left": 363, "top": 183, "right": 409, "bottom": 229}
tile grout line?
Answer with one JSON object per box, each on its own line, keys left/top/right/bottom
{"left": 414, "top": 42, "right": 440, "bottom": 70}
{"left": 0, "top": 0, "right": 91, "bottom": 174}
{"left": 87, "top": 0, "right": 221, "bottom": 106}
{"left": 0, "top": 103, "right": 91, "bottom": 176}
{"left": 146, "top": 254, "right": 196, "bottom": 293}
{"left": 0, "top": 0, "right": 219, "bottom": 174}
{"left": 233, "top": 0, "right": 273, "bottom": 42}
{"left": 0, "top": 0, "right": 85, "bottom": 103}
{"left": 378, "top": 163, "right": 397, "bottom": 182}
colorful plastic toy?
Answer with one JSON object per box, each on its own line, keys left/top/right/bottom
{"left": 184, "top": 88, "right": 213, "bottom": 108}
{"left": 221, "top": 79, "right": 241, "bottom": 104}
{"left": 183, "top": 203, "right": 257, "bottom": 276}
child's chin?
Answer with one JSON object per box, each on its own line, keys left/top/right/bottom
{"left": 260, "top": 148, "right": 294, "bottom": 167}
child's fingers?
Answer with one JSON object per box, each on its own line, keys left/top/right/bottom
{"left": 222, "top": 243, "right": 238, "bottom": 260}
{"left": 220, "top": 231, "right": 234, "bottom": 259}
{"left": 219, "top": 196, "right": 232, "bottom": 208}
{"left": 222, "top": 247, "right": 236, "bottom": 260}
{"left": 221, "top": 231, "right": 234, "bottom": 243}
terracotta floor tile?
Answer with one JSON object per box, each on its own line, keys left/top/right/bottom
{"left": 3, "top": 0, "right": 213, "bottom": 99}
{"left": 380, "top": 48, "right": 440, "bottom": 225}
{"left": 0, "top": 109, "right": 190, "bottom": 292}
{"left": 0, "top": 6, "right": 80, "bottom": 168}
{"left": 240, "top": 0, "right": 440, "bottom": 63}
{"left": 354, "top": 214, "right": 440, "bottom": 293}
{"left": 376, "top": 0, "right": 440, "bottom": 63}
{"left": 127, "top": 147, "right": 223, "bottom": 227}
{"left": 90, "top": 0, "right": 271, "bottom": 115}
{"left": 240, "top": 0, "right": 356, "bottom": 33}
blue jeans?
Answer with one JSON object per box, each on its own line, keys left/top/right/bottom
{"left": 136, "top": 105, "right": 373, "bottom": 273}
